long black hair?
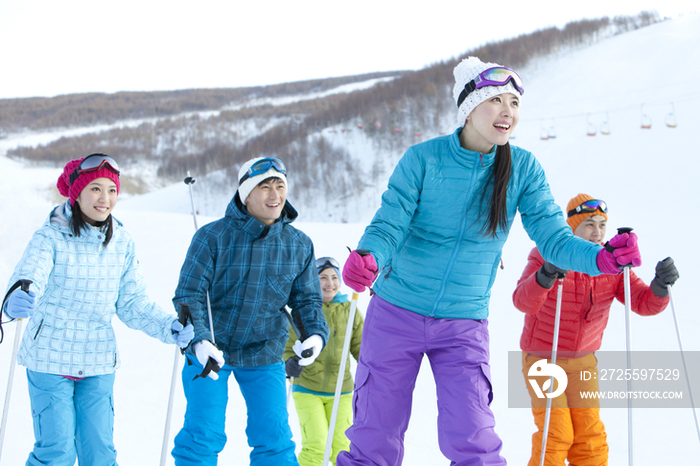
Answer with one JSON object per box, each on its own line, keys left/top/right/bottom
{"left": 483, "top": 142, "right": 512, "bottom": 238}
{"left": 70, "top": 201, "right": 114, "bottom": 246}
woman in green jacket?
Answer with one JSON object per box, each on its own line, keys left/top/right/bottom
{"left": 284, "top": 256, "right": 364, "bottom": 466}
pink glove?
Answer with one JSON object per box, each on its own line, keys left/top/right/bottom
{"left": 597, "top": 232, "right": 642, "bottom": 275}
{"left": 342, "top": 250, "right": 378, "bottom": 292}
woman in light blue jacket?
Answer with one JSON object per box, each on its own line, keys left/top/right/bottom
{"left": 338, "top": 57, "right": 642, "bottom": 466}
{"left": 1, "top": 154, "right": 194, "bottom": 466}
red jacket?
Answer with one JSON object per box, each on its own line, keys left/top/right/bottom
{"left": 513, "top": 247, "right": 669, "bottom": 358}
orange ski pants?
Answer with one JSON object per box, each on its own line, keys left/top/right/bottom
{"left": 522, "top": 352, "right": 608, "bottom": 466}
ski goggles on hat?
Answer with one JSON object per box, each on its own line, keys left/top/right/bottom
{"left": 456, "top": 66, "right": 525, "bottom": 108}
{"left": 567, "top": 199, "right": 608, "bottom": 218}
{"left": 316, "top": 257, "right": 340, "bottom": 273}
{"left": 69, "top": 153, "right": 120, "bottom": 185}
{"left": 238, "top": 157, "right": 287, "bottom": 185}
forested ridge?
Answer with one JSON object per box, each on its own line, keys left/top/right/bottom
{"left": 3, "top": 12, "right": 660, "bottom": 194}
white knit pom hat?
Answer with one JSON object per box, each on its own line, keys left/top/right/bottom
{"left": 452, "top": 56, "right": 524, "bottom": 126}
{"left": 237, "top": 157, "right": 288, "bottom": 203}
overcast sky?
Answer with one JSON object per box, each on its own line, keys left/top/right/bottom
{"left": 0, "top": 0, "right": 694, "bottom": 100}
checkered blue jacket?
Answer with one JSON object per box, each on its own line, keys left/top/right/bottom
{"left": 173, "top": 195, "right": 328, "bottom": 367}
{"left": 5, "top": 203, "right": 177, "bottom": 377}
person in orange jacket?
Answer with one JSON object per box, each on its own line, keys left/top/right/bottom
{"left": 512, "top": 193, "right": 679, "bottom": 466}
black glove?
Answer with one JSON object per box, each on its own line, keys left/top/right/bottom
{"left": 285, "top": 356, "right": 304, "bottom": 378}
{"left": 535, "top": 262, "right": 569, "bottom": 289}
{"left": 650, "top": 257, "right": 679, "bottom": 298}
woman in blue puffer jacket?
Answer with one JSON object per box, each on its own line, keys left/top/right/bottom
{"left": 337, "top": 57, "right": 643, "bottom": 466}
{"left": 2, "top": 154, "right": 194, "bottom": 466}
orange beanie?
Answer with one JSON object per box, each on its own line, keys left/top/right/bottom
{"left": 566, "top": 193, "right": 608, "bottom": 231}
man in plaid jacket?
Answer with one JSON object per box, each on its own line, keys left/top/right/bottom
{"left": 172, "top": 157, "right": 329, "bottom": 466}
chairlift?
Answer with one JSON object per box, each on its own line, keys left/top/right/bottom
{"left": 601, "top": 112, "right": 611, "bottom": 135}
{"left": 587, "top": 114, "right": 596, "bottom": 136}
{"left": 641, "top": 104, "right": 652, "bottom": 129}
{"left": 666, "top": 103, "right": 677, "bottom": 128}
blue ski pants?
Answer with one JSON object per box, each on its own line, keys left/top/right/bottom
{"left": 25, "top": 369, "right": 117, "bottom": 466}
{"left": 172, "top": 356, "right": 299, "bottom": 466}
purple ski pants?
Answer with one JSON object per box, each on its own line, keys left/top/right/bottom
{"left": 336, "top": 295, "right": 506, "bottom": 466}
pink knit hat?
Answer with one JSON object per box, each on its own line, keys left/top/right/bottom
{"left": 57, "top": 156, "right": 121, "bottom": 206}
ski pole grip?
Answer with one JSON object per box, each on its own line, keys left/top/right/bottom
{"left": 20, "top": 280, "right": 32, "bottom": 293}
{"left": 346, "top": 247, "right": 371, "bottom": 257}
{"left": 177, "top": 302, "right": 191, "bottom": 327}
{"left": 177, "top": 302, "right": 193, "bottom": 355}
{"left": 605, "top": 227, "right": 634, "bottom": 253}
{"left": 204, "top": 357, "right": 221, "bottom": 375}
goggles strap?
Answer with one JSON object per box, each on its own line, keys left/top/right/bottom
{"left": 457, "top": 81, "right": 477, "bottom": 108}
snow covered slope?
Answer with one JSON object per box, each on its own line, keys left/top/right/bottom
{"left": 1, "top": 13, "right": 699, "bottom": 465}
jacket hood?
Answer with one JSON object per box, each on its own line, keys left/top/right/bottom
{"left": 331, "top": 291, "right": 349, "bottom": 303}
{"left": 47, "top": 201, "right": 123, "bottom": 237}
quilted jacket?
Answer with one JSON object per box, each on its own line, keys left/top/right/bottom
{"left": 358, "top": 128, "right": 602, "bottom": 319}
{"left": 5, "top": 202, "right": 177, "bottom": 377}
{"left": 513, "top": 247, "right": 669, "bottom": 358}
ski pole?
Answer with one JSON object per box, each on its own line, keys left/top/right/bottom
{"left": 287, "top": 376, "right": 294, "bottom": 409}
{"left": 623, "top": 262, "right": 633, "bottom": 465}
{"left": 283, "top": 306, "right": 313, "bottom": 407}
{"left": 184, "top": 172, "right": 199, "bottom": 230}
{"left": 0, "top": 279, "right": 32, "bottom": 462}
{"left": 667, "top": 285, "right": 700, "bottom": 444}
{"left": 158, "top": 173, "right": 214, "bottom": 465}
{"left": 539, "top": 277, "right": 564, "bottom": 466}
{"left": 616, "top": 227, "right": 634, "bottom": 466}
{"left": 322, "top": 291, "right": 360, "bottom": 466}
{"left": 282, "top": 306, "right": 313, "bottom": 358}
{"left": 184, "top": 173, "right": 219, "bottom": 380}
{"left": 159, "top": 303, "right": 192, "bottom": 466}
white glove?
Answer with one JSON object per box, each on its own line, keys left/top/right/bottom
{"left": 194, "top": 341, "right": 225, "bottom": 380}
{"left": 292, "top": 334, "right": 324, "bottom": 367}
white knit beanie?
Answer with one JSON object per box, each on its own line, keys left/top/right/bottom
{"left": 237, "top": 157, "right": 288, "bottom": 203}
{"left": 452, "top": 56, "right": 524, "bottom": 127}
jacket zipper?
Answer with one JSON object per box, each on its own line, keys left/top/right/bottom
{"left": 33, "top": 319, "right": 44, "bottom": 339}
{"left": 429, "top": 156, "right": 482, "bottom": 317}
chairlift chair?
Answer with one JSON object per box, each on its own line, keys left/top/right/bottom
{"left": 666, "top": 103, "right": 677, "bottom": 128}
{"left": 586, "top": 114, "right": 596, "bottom": 136}
{"left": 641, "top": 104, "right": 652, "bottom": 129}
{"left": 601, "top": 112, "right": 611, "bottom": 135}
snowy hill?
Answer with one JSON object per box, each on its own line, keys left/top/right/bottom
{"left": 1, "top": 13, "right": 700, "bottom": 465}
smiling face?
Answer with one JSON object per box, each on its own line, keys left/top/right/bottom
{"left": 460, "top": 92, "right": 520, "bottom": 153}
{"left": 573, "top": 215, "right": 607, "bottom": 244}
{"left": 244, "top": 177, "right": 287, "bottom": 226}
{"left": 319, "top": 268, "right": 340, "bottom": 303}
{"left": 76, "top": 177, "right": 118, "bottom": 225}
